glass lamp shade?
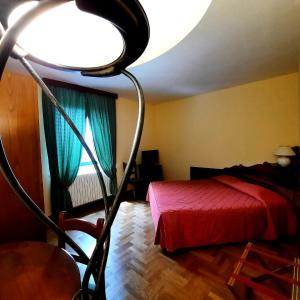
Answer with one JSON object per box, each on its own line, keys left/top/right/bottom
{"left": 7, "top": 1, "right": 124, "bottom": 69}
{"left": 7, "top": 0, "right": 212, "bottom": 70}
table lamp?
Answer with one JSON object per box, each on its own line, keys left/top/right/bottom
{"left": 273, "top": 146, "right": 296, "bottom": 167}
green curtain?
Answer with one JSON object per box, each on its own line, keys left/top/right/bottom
{"left": 42, "top": 86, "right": 86, "bottom": 218}
{"left": 86, "top": 93, "right": 117, "bottom": 194}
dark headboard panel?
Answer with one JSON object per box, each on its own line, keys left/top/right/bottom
{"left": 190, "top": 162, "right": 299, "bottom": 192}
{"left": 191, "top": 147, "right": 300, "bottom": 185}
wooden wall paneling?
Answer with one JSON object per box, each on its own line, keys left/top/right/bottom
{"left": 0, "top": 71, "right": 46, "bottom": 241}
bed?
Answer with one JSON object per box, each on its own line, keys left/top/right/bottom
{"left": 147, "top": 163, "right": 299, "bottom": 252}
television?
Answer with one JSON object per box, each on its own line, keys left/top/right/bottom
{"left": 141, "top": 150, "right": 159, "bottom": 165}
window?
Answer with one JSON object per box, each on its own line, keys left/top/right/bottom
{"left": 78, "top": 119, "right": 98, "bottom": 175}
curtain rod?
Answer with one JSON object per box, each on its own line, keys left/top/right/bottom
{"left": 43, "top": 78, "right": 118, "bottom": 99}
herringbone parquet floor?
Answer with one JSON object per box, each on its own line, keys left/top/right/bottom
{"left": 52, "top": 201, "right": 299, "bottom": 300}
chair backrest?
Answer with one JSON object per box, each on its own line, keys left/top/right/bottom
{"left": 58, "top": 211, "right": 106, "bottom": 298}
{"left": 58, "top": 211, "right": 104, "bottom": 250}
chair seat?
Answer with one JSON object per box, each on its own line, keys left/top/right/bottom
{"left": 0, "top": 241, "right": 81, "bottom": 300}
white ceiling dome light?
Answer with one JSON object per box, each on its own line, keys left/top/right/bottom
{"left": 131, "top": 0, "right": 212, "bottom": 67}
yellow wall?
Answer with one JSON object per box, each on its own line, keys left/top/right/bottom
{"left": 153, "top": 73, "right": 300, "bottom": 180}
{"left": 116, "top": 98, "right": 156, "bottom": 183}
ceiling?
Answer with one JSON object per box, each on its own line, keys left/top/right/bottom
{"left": 2, "top": 0, "right": 300, "bottom": 102}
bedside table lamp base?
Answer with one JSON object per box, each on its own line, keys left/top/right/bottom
{"left": 274, "top": 146, "right": 296, "bottom": 168}
{"left": 277, "top": 156, "right": 291, "bottom": 167}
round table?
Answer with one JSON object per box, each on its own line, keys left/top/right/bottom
{"left": 0, "top": 241, "right": 81, "bottom": 300}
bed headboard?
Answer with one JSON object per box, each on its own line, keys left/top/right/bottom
{"left": 191, "top": 147, "right": 300, "bottom": 189}
{"left": 190, "top": 162, "right": 299, "bottom": 191}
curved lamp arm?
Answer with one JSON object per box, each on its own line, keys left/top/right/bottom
{"left": 82, "top": 69, "right": 145, "bottom": 299}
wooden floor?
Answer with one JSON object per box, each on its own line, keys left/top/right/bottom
{"left": 50, "top": 201, "right": 299, "bottom": 300}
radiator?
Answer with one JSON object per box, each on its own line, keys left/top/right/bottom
{"left": 69, "top": 173, "right": 111, "bottom": 207}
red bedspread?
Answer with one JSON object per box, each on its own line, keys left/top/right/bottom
{"left": 147, "top": 175, "right": 296, "bottom": 252}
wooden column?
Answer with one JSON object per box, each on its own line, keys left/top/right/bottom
{"left": 0, "top": 71, "right": 45, "bottom": 241}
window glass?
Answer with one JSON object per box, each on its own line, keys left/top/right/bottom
{"left": 78, "top": 119, "right": 98, "bottom": 175}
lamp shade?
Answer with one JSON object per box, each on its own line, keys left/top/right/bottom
{"left": 6, "top": 0, "right": 147, "bottom": 74}
{"left": 273, "top": 146, "right": 296, "bottom": 157}
{"left": 7, "top": 1, "right": 124, "bottom": 69}
{"left": 6, "top": 0, "right": 212, "bottom": 73}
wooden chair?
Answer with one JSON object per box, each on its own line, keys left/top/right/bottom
{"left": 123, "top": 161, "right": 146, "bottom": 199}
{"left": 227, "top": 242, "right": 300, "bottom": 300}
{"left": 0, "top": 241, "right": 82, "bottom": 300}
{"left": 58, "top": 211, "right": 104, "bottom": 253}
{"left": 0, "top": 212, "right": 106, "bottom": 300}
{"left": 58, "top": 212, "right": 106, "bottom": 297}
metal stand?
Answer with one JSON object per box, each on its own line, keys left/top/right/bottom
{"left": 0, "top": 2, "right": 146, "bottom": 298}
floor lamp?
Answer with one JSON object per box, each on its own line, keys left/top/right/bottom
{"left": 0, "top": 1, "right": 148, "bottom": 299}
{"left": 0, "top": 0, "right": 212, "bottom": 298}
